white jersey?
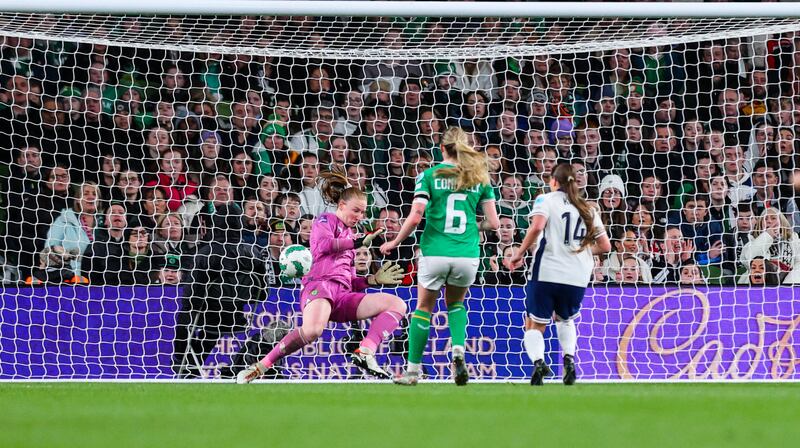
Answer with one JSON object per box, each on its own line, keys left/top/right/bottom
{"left": 527, "top": 191, "right": 606, "bottom": 287}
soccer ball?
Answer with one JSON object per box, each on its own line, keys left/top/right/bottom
{"left": 279, "top": 244, "right": 313, "bottom": 279}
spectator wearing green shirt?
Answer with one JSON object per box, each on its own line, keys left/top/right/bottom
{"left": 496, "top": 173, "right": 531, "bottom": 231}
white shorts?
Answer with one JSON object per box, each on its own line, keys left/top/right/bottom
{"left": 417, "top": 256, "right": 479, "bottom": 290}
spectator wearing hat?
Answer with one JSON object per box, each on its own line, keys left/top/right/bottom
{"left": 54, "top": 85, "right": 84, "bottom": 126}
{"left": 151, "top": 253, "right": 181, "bottom": 285}
{"left": 621, "top": 82, "right": 645, "bottom": 117}
{"left": 262, "top": 218, "right": 292, "bottom": 286}
{"left": 253, "top": 120, "right": 289, "bottom": 177}
{"left": 598, "top": 174, "right": 629, "bottom": 236}
{"left": 548, "top": 117, "right": 574, "bottom": 160}
{"left": 107, "top": 101, "right": 143, "bottom": 151}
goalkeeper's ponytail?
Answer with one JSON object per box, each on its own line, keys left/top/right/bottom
{"left": 553, "top": 163, "right": 599, "bottom": 252}
{"left": 436, "top": 127, "right": 490, "bottom": 191}
{"left": 319, "top": 166, "right": 365, "bottom": 205}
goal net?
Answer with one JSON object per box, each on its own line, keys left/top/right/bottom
{"left": 1, "top": 5, "right": 799, "bottom": 381}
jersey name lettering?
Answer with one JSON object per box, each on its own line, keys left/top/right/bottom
{"left": 433, "top": 178, "right": 481, "bottom": 193}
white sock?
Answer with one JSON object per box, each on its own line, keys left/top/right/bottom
{"left": 556, "top": 319, "right": 577, "bottom": 357}
{"left": 407, "top": 362, "right": 421, "bottom": 374}
{"left": 452, "top": 345, "right": 465, "bottom": 359}
{"left": 523, "top": 329, "right": 545, "bottom": 363}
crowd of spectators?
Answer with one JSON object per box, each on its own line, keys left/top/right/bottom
{"left": 2, "top": 21, "right": 800, "bottom": 288}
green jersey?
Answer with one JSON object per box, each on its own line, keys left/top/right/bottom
{"left": 414, "top": 163, "right": 496, "bottom": 258}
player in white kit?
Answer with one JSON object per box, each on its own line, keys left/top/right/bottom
{"left": 505, "top": 163, "right": 611, "bottom": 386}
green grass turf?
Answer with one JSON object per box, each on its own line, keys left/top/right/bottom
{"left": 1, "top": 382, "right": 799, "bottom": 448}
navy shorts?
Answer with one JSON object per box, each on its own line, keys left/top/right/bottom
{"left": 524, "top": 280, "right": 586, "bottom": 324}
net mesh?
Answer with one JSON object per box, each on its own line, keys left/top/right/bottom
{"left": 0, "top": 13, "right": 798, "bottom": 380}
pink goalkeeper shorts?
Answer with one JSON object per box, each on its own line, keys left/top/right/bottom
{"left": 300, "top": 280, "right": 366, "bottom": 323}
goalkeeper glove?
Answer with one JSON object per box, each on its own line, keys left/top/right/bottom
{"left": 354, "top": 228, "right": 385, "bottom": 249}
{"left": 368, "top": 261, "right": 405, "bottom": 286}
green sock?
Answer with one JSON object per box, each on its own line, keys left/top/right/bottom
{"left": 447, "top": 302, "right": 467, "bottom": 350}
{"left": 407, "top": 310, "right": 432, "bottom": 364}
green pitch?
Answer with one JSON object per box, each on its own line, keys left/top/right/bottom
{"left": 1, "top": 382, "right": 799, "bottom": 448}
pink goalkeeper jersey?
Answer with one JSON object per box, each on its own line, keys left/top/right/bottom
{"left": 301, "top": 212, "right": 369, "bottom": 291}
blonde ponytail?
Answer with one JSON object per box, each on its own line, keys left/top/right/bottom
{"left": 435, "top": 127, "right": 490, "bottom": 191}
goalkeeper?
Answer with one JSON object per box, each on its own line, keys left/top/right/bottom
{"left": 380, "top": 127, "right": 499, "bottom": 386}
{"left": 238, "top": 169, "right": 406, "bottom": 384}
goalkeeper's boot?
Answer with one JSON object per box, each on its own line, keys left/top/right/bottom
{"left": 452, "top": 354, "right": 469, "bottom": 386}
{"left": 393, "top": 370, "right": 420, "bottom": 386}
{"left": 530, "top": 359, "right": 553, "bottom": 386}
{"left": 236, "top": 362, "right": 267, "bottom": 384}
{"left": 563, "top": 355, "right": 577, "bottom": 386}
{"left": 351, "top": 348, "right": 391, "bottom": 379}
